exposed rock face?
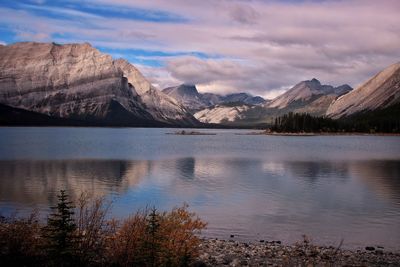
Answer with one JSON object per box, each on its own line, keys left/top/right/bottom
{"left": 222, "top": 93, "right": 265, "bottom": 105}
{"left": 268, "top": 78, "right": 352, "bottom": 109}
{"left": 0, "top": 42, "right": 198, "bottom": 126}
{"left": 162, "top": 84, "right": 265, "bottom": 112}
{"left": 201, "top": 93, "right": 224, "bottom": 106}
{"left": 327, "top": 62, "right": 400, "bottom": 119}
{"left": 194, "top": 104, "right": 251, "bottom": 124}
{"left": 162, "top": 84, "right": 207, "bottom": 111}
{"left": 113, "top": 60, "right": 198, "bottom": 126}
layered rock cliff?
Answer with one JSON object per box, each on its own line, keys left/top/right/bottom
{"left": 114, "top": 60, "right": 198, "bottom": 126}
{"left": 327, "top": 62, "right": 400, "bottom": 119}
{"left": 0, "top": 42, "right": 198, "bottom": 126}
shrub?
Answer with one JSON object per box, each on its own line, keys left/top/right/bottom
{"left": 0, "top": 191, "right": 207, "bottom": 267}
{"left": 105, "top": 205, "right": 207, "bottom": 267}
{"left": 0, "top": 212, "right": 45, "bottom": 266}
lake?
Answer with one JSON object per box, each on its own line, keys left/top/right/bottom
{"left": 0, "top": 127, "right": 400, "bottom": 250}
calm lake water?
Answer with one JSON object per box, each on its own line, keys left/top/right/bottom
{"left": 0, "top": 127, "right": 400, "bottom": 250}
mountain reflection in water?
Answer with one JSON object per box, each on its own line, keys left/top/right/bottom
{"left": 1, "top": 157, "right": 400, "bottom": 249}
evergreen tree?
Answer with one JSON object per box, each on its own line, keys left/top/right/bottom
{"left": 44, "top": 190, "right": 77, "bottom": 265}
{"left": 146, "top": 207, "right": 161, "bottom": 267}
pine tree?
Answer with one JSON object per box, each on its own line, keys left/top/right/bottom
{"left": 45, "top": 190, "right": 77, "bottom": 265}
{"left": 146, "top": 207, "right": 160, "bottom": 267}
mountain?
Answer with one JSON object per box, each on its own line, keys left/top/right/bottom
{"left": 222, "top": 93, "right": 266, "bottom": 105}
{"left": 267, "top": 78, "right": 352, "bottom": 109}
{"left": 194, "top": 104, "right": 252, "bottom": 124}
{"left": 162, "top": 84, "right": 207, "bottom": 111}
{"left": 0, "top": 103, "right": 89, "bottom": 126}
{"left": 0, "top": 42, "right": 198, "bottom": 126}
{"left": 113, "top": 60, "right": 197, "bottom": 125}
{"left": 194, "top": 79, "right": 351, "bottom": 125}
{"left": 162, "top": 84, "right": 265, "bottom": 112}
{"left": 327, "top": 62, "right": 400, "bottom": 119}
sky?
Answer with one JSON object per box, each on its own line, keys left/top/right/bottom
{"left": 0, "top": 0, "right": 399, "bottom": 99}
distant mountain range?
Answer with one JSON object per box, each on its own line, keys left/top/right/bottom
{"left": 162, "top": 84, "right": 265, "bottom": 112}
{"left": 192, "top": 79, "right": 352, "bottom": 125}
{"left": 189, "top": 63, "right": 400, "bottom": 126}
{"left": 0, "top": 42, "right": 399, "bottom": 129}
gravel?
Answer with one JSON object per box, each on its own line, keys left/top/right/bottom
{"left": 193, "top": 238, "right": 400, "bottom": 266}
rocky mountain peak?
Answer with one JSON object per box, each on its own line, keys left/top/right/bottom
{"left": 0, "top": 42, "right": 199, "bottom": 126}
{"left": 327, "top": 62, "right": 400, "bottom": 118}
{"left": 163, "top": 84, "right": 200, "bottom": 98}
{"left": 113, "top": 58, "right": 151, "bottom": 95}
{"left": 309, "top": 78, "right": 321, "bottom": 84}
{"left": 268, "top": 78, "right": 352, "bottom": 109}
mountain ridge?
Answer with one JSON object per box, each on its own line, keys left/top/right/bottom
{"left": 0, "top": 42, "right": 199, "bottom": 127}
{"left": 327, "top": 62, "right": 400, "bottom": 119}
{"left": 267, "top": 78, "right": 352, "bottom": 109}
{"left": 194, "top": 79, "right": 353, "bottom": 125}
{"left": 162, "top": 84, "right": 266, "bottom": 112}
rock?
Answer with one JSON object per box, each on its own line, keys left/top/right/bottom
{"left": 230, "top": 258, "right": 240, "bottom": 266}
{"left": 222, "top": 254, "right": 235, "bottom": 265}
{"left": 268, "top": 78, "right": 352, "bottom": 110}
{"left": 230, "top": 234, "right": 235, "bottom": 238}
{"left": 194, "top": 104, "right": 252, "bottom": 124}
{"left": 196, "top": 239, "right": 400, "bottom": 267}
{"left": 240, "top": 259, "right": 248, "bottom": 265}
{"left": 365, "top": 246, "right": 375, "bottom": 251}
{"left": 190, "top": 260, "right": 208, "bottom": 267}
{"left": 0, "top": 42, "right": 199, "bottom": 127}
{"left": 327, "top": 62, "right": 400, "bottom": 118}
{"left": 112, "top": 59, "right": 199, "bottom": 126}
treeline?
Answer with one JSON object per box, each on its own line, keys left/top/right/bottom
{"left": 0, "top": 190, "right": 206, "bottom": 267}
{"left": 270, "top": 113, "right": 339, "bottom": 133}
{"left": 270, "top": 105, "right": 400, "bottom": 133}
{"left": 341, "top": 103, "right": 400, "bottom": 133}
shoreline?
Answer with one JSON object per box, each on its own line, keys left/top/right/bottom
{"left": 1, "top": 126, "right": 399, "bottom": 136}
{"left": 196, "top": 238, "right": 400, "bottom": 266}
{"left": 240, "top": 131, "right": 400, "bottom": 137}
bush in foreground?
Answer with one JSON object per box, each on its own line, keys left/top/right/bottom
{"left": 0, "top": 191, "right": 206, "bottom": 267}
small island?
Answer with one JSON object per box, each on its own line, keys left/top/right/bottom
{"left": 166, "top": 130, "right": 217, "bottom": 135}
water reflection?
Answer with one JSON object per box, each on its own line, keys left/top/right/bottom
{"left": 284, "top": 161, "right": 349, "bottom": 183}
{"left": 349, "top": 160, "right": 400, "bottom": 202}
{"left": 0, "top": 158, "right": 400, "bottom": 249}
{"left": 0, "top": 160, "right": 149, "bottom": 206}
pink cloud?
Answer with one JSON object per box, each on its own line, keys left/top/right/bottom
{"left": 0, "top": 0, "right": 399, "bottom": 95}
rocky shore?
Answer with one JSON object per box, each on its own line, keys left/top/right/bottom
{"left": 194, "top": 238, "right": 400, "bottom": 266}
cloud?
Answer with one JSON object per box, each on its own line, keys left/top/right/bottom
{"left": 228, "top": 4, "right": 259, "bottom": 25}
{"left": 29, "top": 0, "right": 46, "bottom": 4}
{"left": 0, "top": 0, "right": 399, "bottom": 97}
{"left": 22, "top": 4, "right": 102, "bottom": 19}
{"left": 16, "top": 31, "right": 51, "bottom": 42}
